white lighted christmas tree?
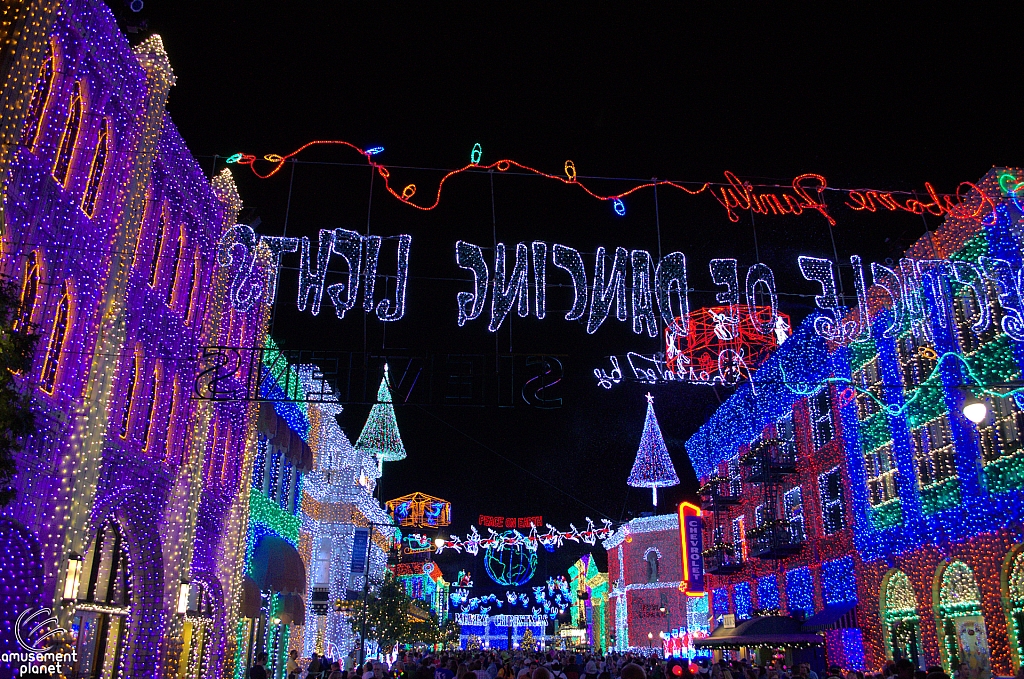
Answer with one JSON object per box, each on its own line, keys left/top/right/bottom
{"left": 627, "top": 393, "right": 679, "bottom": 506}
{"left": 355, "top": 363, "right": 407, "bottom": 472}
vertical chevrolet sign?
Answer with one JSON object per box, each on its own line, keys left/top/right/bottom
{"left": 678, "top": 502, "right": 705, "bottom": 595}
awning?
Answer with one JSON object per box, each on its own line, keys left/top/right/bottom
{"left": 694, "top": 616, "right": 823, "bottom": 649}
{"left": 287, "top": 437, "right": 314, "bottom": 472}
{"left": 278, "top": 593, "right": 306, "bottom": 626}
{"left": 241, "top": 576, "right": 262, "bottom": 618}
{"left": 251, "top": 535, "right": 306, "bottom": 595}
{"left": 258, "top": 402, "right": 278, "bottom": 439}
{"left": 802, "top": 601, "right": 858, "bottom": 631}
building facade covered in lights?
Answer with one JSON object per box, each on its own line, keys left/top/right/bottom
{"left": 603, "top": 514, "right": 709, "bottom": 655}
{"left": 0, "top": 1, "right": 273, "bottom": 677}
{"left": 686, "top": 169, "right": 1024, "bottom": 677}
{"left": 567, "top": 553, "right": 609, "bottom": 652}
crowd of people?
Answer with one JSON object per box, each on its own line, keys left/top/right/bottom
{"left": 246, "top": 648, "right": 1004, "bottom": 679}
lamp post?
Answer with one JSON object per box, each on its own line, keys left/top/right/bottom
{"left": 357, "top": 519, "right": 398, "bottom": 666}
{"left": 660, "top": 603, "right": 672, "bottom": 654}
{"left": 647, "top": 631, "right": 653, "bottom": 648}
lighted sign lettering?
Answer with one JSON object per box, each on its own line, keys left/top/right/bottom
{"left": 678, "top": 502, "right": 704, "bottom": 595}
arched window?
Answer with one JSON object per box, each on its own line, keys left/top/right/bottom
{"left": 149, "top": 205, "right": 167, "bottom": 288}
{"left": 17, "top": 251, "right": 40, "bottom": 332}
{"left": 184, "top": 250, "right": 200, "bottom": 324}
{"left": 645, "top": 549, "right": 660, "bottom": 583}
{"left": 166, "top": 227, "right": 184, "bottom": 307}
{"left": 81, "top": 118, "right": 108, "bottom": 217}
{"left": 882, "top": 570, "right": 923, "bottom": 669}
{"left": 21, "top": 43, "right": 55, "bottom": 151}
{"left": 141, "top": 364, "right": 159, "bottom": 451}
{"left": 1006, "top": 549, "right": 1024, "bottom": 667}
{"left": 52, "top": 82, "right": 82, "bottom": 187}
{"left": 165, "top": 375, "right": 181, "bottom": 464}
{"left": 937, "top": 561, "right": 988, "bottom": 675}
{"left": 79, "top": 519, "right": 130, "bottom": 606}
{"left": 73, "top": 518, "right": 130, "bottom": 677}
{"left": 39, "top": 283, "right": 71, "bottom": 394}
{"left": 119, "top": 345, "right": 142, "bottom": 438}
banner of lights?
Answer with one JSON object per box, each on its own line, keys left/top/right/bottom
{"left": 220, "top": 229, "right": 1024, "bottom": 347}
{"left": 413, "top": 518, "right": 614, "bottom": 555}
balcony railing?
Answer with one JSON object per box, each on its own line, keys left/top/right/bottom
{"left": 702, "top": 544, "right": 744, "bottom": 574}
{"left": 747, "top": 522, "right": 804, "bottom": 558}
{"left": 698, "top": 476, "right": 742, "bottom": 510}
{"left": 741, "top": 439, "right": 797, "bottom": 482}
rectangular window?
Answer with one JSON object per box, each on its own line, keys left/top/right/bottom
{"left": 783, "top": 486, "right": 805, "bottom": 542}
{"left": 912, "top": 415, "right": 955, "bottom": 487}
{"left": 810, "top": 388, "right": 834, "bottom": 449}
{"left": 732, "top": 516, "right": 747, "bottom": 561}
{"left": 712, "top": 524, "right": 724, "bottom": 545}
{"left": 897, "top": 333, "right": 937, "bottom": 389}
{"left": 754, "top": 503, "right": 770, "bottom": 529}
{"left": 864, "top": 443, "right": 899, "bottom": 507}
{"left": 819, "top": 467, "right": 845, "bottom": 534}
{"left": 853, "top": 358, "right": 883, "bottom": 420}
{"left": 727, "top": 456, "right": 742, "bottom": 496}
{"left": 776, "top": 411, "right": 797, "bottom": 460}
{"left": 980, "top": 396, "right": 1024, "bottom": 464}
{"left": 954, "top": 283, "right": 1001, "bottom": 353}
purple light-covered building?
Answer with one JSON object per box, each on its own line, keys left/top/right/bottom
{"left": 0, "top": 2, "right": 270, "bottom": 677}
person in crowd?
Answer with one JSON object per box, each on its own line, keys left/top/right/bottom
{"left": 248, "top": 652, "right": 269, "bottom": 679}
{"left": 621, "top": 664, "right": 646, "bottom": 679}
{"left": 285, "top": 649, "right": 300, "bottom": 679}
{"left": 329, "top": 663, "right": 345, "bottom": 679}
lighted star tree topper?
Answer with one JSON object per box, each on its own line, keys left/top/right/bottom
{"left": 355, "top": 363, "right": 407, "bottom": 472}
{"left": 627, "top": 393, "right": 679, "bottom": 506}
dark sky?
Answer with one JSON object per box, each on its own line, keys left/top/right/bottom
{"left": 108, "top": 2, "right": 1021, "bottom": 580}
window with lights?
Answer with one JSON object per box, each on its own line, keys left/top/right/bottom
{"left": 897, "top": 332, "right": 936, "bottom": 389}
{"left": 818, "top": 467, "right": 845, "bottom": 535}
{"left": 776, "top": 411, "right": 797, "bottom": 461}
{"left": 731, "top": 516, "right": 746, "bottom": 562}
{"left": 912, "top": 415, "right": 956, "bottom": 488}
{"left": 978, "top": 396, "right": 1024, "bottom": 465}
{"left": 852, "top": 357, "right": 884, "bottom": 420}
{"left": 809, "top": 387, "right": 834, "bottom": 449}
{"left": 953, "top": 282, "right": 1001, "bottom": 355}
{"left": 864, "top": 442, "right": 900, "bottom": 507}
{"left": 783, "top": 486, "right": 805, "bottom": 542}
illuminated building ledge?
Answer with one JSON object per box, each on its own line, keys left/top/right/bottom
{"left": 603, "top": 514, "right": 679, "bottom": 550}
{"left": 624, "top": 580, "right": 683, "bottom": 592}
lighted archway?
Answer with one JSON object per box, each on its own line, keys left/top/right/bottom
{"left": 880, "top": 569, "right": 924, "bottom": 668}
{"left": 1002, "top": 546, "right": 1024, "bottom": 671}
{"left": 935, "top": 560, "right": 990, "bottom": 678}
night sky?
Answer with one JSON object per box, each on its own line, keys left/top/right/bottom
{"left": 107, "top": 3, "right": 1020, "bottom": 582}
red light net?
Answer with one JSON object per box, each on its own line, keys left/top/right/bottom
{"left": 664, "top": 306, "right": 790, "bottom": 385}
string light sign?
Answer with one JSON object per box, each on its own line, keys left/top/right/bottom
{"left": 225, "top": 139, "right": 990, "bottom": 225}
{"left": 217, "top": 165, "right": 1007, "bottom": 346}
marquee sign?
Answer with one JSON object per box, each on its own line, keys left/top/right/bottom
{"left": 678, "top": 502, "right": 704, "bottom": 596}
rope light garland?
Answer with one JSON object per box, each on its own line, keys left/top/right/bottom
{"left": 224, "top": 140, "right": 993, "bottom": 225}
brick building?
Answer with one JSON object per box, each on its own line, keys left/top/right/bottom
{"left": 604, "top": 514, "right": 707, "bottom": 653}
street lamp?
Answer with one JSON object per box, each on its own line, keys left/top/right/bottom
{"left": 434, "top": 528, "right": 448, "bottom": 550}
{"left": 357, "top": 519, "right": 399, "bottom": 666}
{"left": 648, "top": 631, "right": 653, "bottom": 648}
{"left": 961, "top": 391, "right": 988, "bottom": 424}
